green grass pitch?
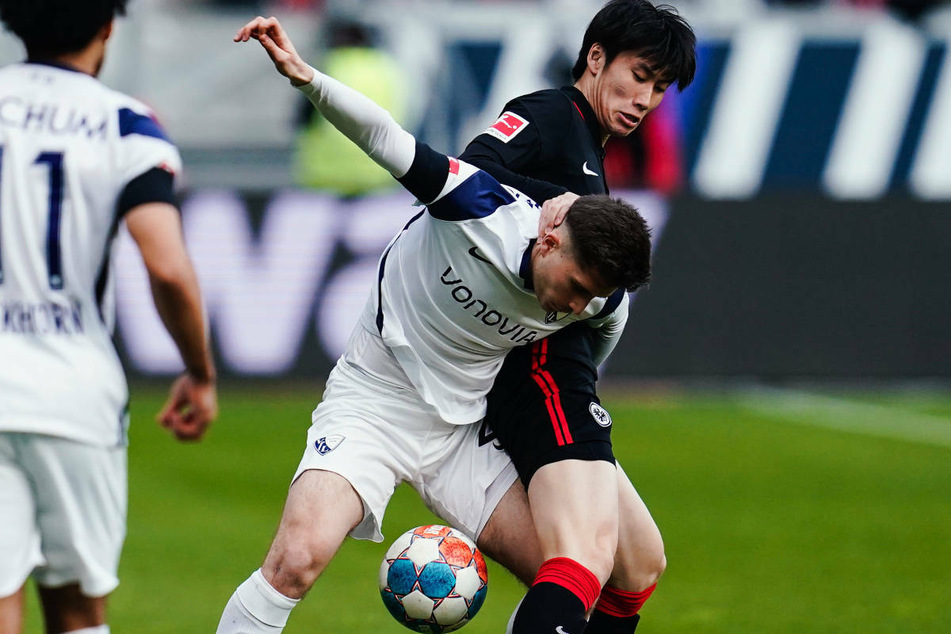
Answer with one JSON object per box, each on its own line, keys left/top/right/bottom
{"left": 23, "top": 383, "right": 951, "bottom": 633}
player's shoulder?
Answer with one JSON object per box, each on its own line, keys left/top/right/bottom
{"left": 476, "top": 88, "right": 573, "bottom": 147}
{"left": 506, "top": 87, "right": 575, "bottom": 121}
{"left": 427, "top": 157, "right": 538, "bottom": 223}
{"left": 98, "top": 91, "right": 175, "bottom": 148}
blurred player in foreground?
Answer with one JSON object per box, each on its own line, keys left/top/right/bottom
{"left": 0, "top": 1, "right": 217, "bottom": 632}
{"left": 219, "top": 16, "right": 650, "bottom": 634}
{"left": 460, "top": 1, "right": 696, "bottom": 631}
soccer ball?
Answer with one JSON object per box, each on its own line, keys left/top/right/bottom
{"left": 378, "top": 525, "right": 488, "bottom": 633}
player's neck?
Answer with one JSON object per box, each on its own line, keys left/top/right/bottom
{"left": 572, "top": 78, "right": 610, "bottom": 147}
{"left": 53, "top": 45, "right": 106, "bottom": 77}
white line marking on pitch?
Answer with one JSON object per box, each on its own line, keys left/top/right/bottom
{"left": 736, "top": 388, "right": 951, "bottom": 448}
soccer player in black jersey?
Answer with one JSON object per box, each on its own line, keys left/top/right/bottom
{"left": 460, "top": 2, "right": 696, "bottom": 632}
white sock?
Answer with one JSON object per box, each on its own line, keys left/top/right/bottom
{"left": 62, "top": 627, "right": 110, "bottom": 634}
{"left": 216, "top": 569, "right": 300, "bottom": 633}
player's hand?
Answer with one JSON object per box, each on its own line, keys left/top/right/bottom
{"left": 157, "top": 373, "right": 218, "bottom": 442}
{"left": 539, "top": 192, "right": 579, "bottom": 236}
{"left": 234, "top": 16, "right": 314, "bottom": 86}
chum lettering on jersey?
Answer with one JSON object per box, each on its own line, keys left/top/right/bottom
{"left": 1, "top": 299, "right": 83, "bottom": 335}
{"left": 0, "top": 96, "right": 107, "bottom": 139}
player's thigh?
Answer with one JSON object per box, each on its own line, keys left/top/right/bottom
{"left": 0, "top": 435, "right": 43, "bottom": 600}
{"left": 610, "top": 462, "right": 665, "bottom": 589}
{"left": 0, "top": 586, "right": 25, "bottom": 634}
{"left": 266, "top": 469, "right": 364, "bottom": 573}
{"left": 528, "top": 458, "right": 619, "bottom": 582}
{"left": 18, "top": 434, "right": 126, "bottom": 599}
{"left": 476, "top": 479, "right": 542, "bottom": 587}
{"left": 417, "top": 421, "right": 518, "bottom": 544}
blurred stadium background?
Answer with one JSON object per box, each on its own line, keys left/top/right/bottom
{"left": 4, "top": 0, "right": 950, "bottom": 632}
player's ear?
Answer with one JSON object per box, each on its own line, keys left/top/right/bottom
{"left": 587, "top": 43, "right": 605, "bottom": 74}
{"left": 539, "top": 231, "right": 561, "bottom": 252}
{"left": 99, "top": 20, "right": 114, "bottom": 43}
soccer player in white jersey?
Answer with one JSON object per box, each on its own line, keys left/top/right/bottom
{"left": 217, "top": 17, "right": 649, "bottom": 634}
{"left": 0, "top": 2, "right": 217, "bottom": 632}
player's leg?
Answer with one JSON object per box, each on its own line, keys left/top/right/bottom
{"left": 509, "top": 458, "right": 618, "bottom": 634}
{"left": 481, "top": 327, "right": 655, "bottom": 634}
{"left": 476, "top": 478, "right": 542, "bottom": 586}
{"left": 586, "top": 463, "right": 665, "bottom": 633}
{"left": 36, "top": 584, "right": 106, "bottom": 633}
{"left": 0, "top": 587, "right": 25, "bottom": 634}
{"left": 219, "top": 326, "right": 422, "bottom": 633}
{"left": 262, "top": 469, "right": 363, "bottom": 596}
{"left": 15, "top": 435, "right": 125, "bottom": 634}
{"left": 217, "top": 470, "right": 361, "bottom": 632}
{"left": 0, "top": 434, "right": 41, "bottom": 634}
{"left": 216, "top": 468, "right": 364, "bottom": 634}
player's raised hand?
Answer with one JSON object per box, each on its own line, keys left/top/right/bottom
{"left": 234, "top": 16, "right": 314, "bottom": 86}
{"left": 539, "top": 192, "right": 580, "bottom": 236}
{"left": 158, "top": 372, "right": 218, "bottom": 442}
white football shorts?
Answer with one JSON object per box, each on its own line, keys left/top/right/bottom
{"left": 293, "top": 325, "right": 517, "bottom": 543}
{"left": 0, "top": 433, "right": 127, "bottom": 598}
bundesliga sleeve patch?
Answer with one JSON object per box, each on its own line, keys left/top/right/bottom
{"left": 483, "top": 111, "right": 529, "bottom": 143}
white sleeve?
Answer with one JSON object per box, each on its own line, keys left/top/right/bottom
{"left": 589, "top": 293, "right": 629, "bottom": 367}
{"left": 296, "top": 66, "right": 416, "bottom": 178}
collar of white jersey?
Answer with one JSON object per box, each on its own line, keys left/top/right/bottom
{"left": 25, "top": 59, "right": 84, "bottom": 74}
{"left": 519, "top": 239, "right": 536, "bottom": 290}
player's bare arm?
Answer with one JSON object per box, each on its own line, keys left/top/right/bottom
{"left": 234, "top": 16, "right": 313, "bottom": 86}
{"left": 125, "top": 202, "right": 217, "bottom": 441}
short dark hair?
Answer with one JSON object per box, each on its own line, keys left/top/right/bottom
{"left": 564, "top": 195, "right": 652, "bottom": 292}
{"left": 0, "top": 0, "right": 128, "bottom": 59}
{"left": 571, "top": 0, "right": 696, "bottom": 91}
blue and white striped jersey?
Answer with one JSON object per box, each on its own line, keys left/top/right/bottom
{"left": 0, "top": 61, "right": 182, "bottom": 446}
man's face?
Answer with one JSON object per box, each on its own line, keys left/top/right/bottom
{"left": 531, "top": 229, "right": 616, "bottom": 317}
{"left": 588, "top": 47, "right": 670, "bottom": 139}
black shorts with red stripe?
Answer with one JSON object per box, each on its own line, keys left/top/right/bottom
{"left": 481, "top": 322, "right": 615, "bottom": 486}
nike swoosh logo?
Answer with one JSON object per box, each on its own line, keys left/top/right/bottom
{"left": 555, "top": 627, "right": 570, "bottom": 634}
{"left": 468, "top": 246, "right": 492, "bottom": 264}
{"left": 582, "top": 161, "right": 599, "bottom": 177}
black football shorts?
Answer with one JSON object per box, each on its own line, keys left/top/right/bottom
{"left": 481, "top": 322, "right": 615, "bottom": 486}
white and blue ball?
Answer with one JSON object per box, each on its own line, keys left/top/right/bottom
{"left": 379, "top": 525, "right": 489, "bottom": 633}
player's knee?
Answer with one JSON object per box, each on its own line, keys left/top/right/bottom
{"left": 611, "top": 535, "right": 666, "bottom": 591}
{"left": 581, "top": 518, "right": 620, "bottom": 584}
{"left": 263, "top": 543, "right": 330, "bottom": 597}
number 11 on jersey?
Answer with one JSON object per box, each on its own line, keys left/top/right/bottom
{"left": 36, "top": 151, "right": 65, "bottom": 290}
{"left": 0, "top": 145, "right": 67, "bottom": 290}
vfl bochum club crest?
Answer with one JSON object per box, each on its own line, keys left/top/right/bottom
{"left": 314, "top": 434, "right": 345, "bottom": 455}
{"left": 589, "top": 402, "right": 612, "bottom": 427}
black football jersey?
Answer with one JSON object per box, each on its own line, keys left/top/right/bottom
{"left": 460, "top": 86, "right": 607, "bottom": 205}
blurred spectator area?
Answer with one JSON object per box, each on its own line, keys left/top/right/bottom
{"left": 2, "top": 0, "right": 949, "bottom": 194}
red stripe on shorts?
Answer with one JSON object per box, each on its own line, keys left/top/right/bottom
{"left": 530, "top": 340, "right": 573, "bottom": 446}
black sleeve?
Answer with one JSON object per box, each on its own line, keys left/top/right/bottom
{"left": 116, "top": 167, "right": 177, "bottom": 217}
{"left": 396, "top": 140, "right": 450, "bottom": 204}
{"left": 459, "top": 94, "right": 569, "bottom": 204}
{"left": 462, "top": 155, "right": 567, "bottom": 204}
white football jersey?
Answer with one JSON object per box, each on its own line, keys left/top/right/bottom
{"left": 360, "top": 159, "right": 628, "bottom": 425}
{"left": 0, "top": 62, "right": 182, "bottom": 446}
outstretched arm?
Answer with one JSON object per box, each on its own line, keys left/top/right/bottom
{"left": 235, "top": 16, "right": 416, "bottom": 179}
